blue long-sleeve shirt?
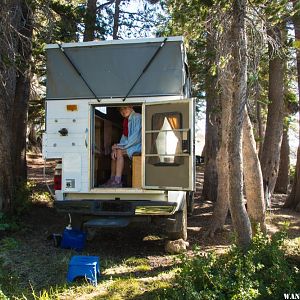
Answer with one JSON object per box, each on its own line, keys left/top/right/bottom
{"left": 117, "top": 111, "right": 141, "bottom": 159}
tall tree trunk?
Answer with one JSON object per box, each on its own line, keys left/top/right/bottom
{"left": 274, "top": 127, "right": 290, "bottom": 194}
{"left": 113, "top": 0, "right": 121, "bottom": 40}
{"left": 260, "top": 27, "right": 285, "bottom": 202}
{"left": 202, "top": 33, "right": 220, "bottom": 203}
{"left": 12, "top": 0, "right": 34, "bottom": 185}
{"left": 285, "top": 148, "right": 300, "bottom": 211}
{"left": 0, "top": 0, "right": 22, "bottom": 211}
{"left": 256, "top": 88, "right": 265, "bottom": 158}
{"left": 27, "top": 123, "right": 41, "bottom": 153}
{"left": 203, "top": 27, "right": 231, "bottom": 237}
{"left": 205, "top": 138, "right": 229, "bottom": 237}
{"left": 243, "top": 109, "right": 266, "bottom": 233}
{"left": 227, "top": 0, "right": 252, "bottom": 249}
{"left": 83, "top": 0, "right": 97, "bottom": 41}
{"left": 205, "top": 88, "right": 229, "bottom": 237}
{"left": 206, "top": 1, "right": 253, "bottom": 245}
{"left": 285, "top": 0, "right": 300, "bottom": 211}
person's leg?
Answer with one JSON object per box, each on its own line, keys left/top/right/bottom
{"left": 115, "top": 149, "right": 125, "bottom": 183}
{"left": 100, "top": 157, "right": 116, "bottom": 186}
{"left": 110, "top": 159, "right": 116, "bottom": 177}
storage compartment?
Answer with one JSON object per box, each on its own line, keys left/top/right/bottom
{"left": 92, "top": 105, "right": 142, "bottom": 188}
{"left": 132, "top": 155, "right": 142, "bottom": 188}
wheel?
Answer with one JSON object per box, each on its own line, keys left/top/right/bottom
{"left": 86, "top": 227, "right": 97, "bottom": 241}
{"left": 167, "top": 198, "right": 187, "bottom": 241}
{"left": 70, "top": 215, "right": 84, "bottom": 230}
{"left": 186, "top": 191, "right": 195, "bottom": 216}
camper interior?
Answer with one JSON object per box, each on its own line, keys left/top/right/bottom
{"left": 92, "top": 105, "right": 142, "bottom": 189}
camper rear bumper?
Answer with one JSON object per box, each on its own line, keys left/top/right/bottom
{"left": 54, "top": 200, "right": 177, "bottom": 216}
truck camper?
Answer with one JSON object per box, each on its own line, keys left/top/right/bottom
{"left": 43, "top": 36, "right": 195, "bottom": 240}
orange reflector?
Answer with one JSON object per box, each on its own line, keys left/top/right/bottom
{"left": 66, "top": 105, "right": 78, "bottom": 111}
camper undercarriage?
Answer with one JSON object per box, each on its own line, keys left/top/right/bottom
{"left": 55, "top": 193, "right": 188, "bottom": 240}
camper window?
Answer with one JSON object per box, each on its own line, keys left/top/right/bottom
{"left": 146, "top": 112, "right": 185, "bottom": 166}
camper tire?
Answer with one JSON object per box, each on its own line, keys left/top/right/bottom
{"left": 86, "top": 227, "right": 97, "bottom": 241}
{"left": 167, "top": 199, "right": 187, "bottom": 241}
{"left": 71, "top": 215, "right": 84, "bottom": 230}
{"left": 186, "top": 191, "right": 194, "bottom": 216}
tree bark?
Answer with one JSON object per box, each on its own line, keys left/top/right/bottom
{"left": 113, "top": 0, "right": 121, "bottom": 40}
{"left": 274, "top": 127, "right": 290, "bottom": 194}
{"left": 285, "top": 147, "right": 300, "bottom": 211}
{"left": 205, "top": 27, "right": 229, "bottom": 238}
{"left": 205, "top": 93, "right": 230, "bottom": 237}
{"left": 206, "top": 1, "right": 253, "bottom": 246}
{"left": 27, "top": 123, "right": 41, "bottom": 153}
{"left": 226, "top": 0, "right": 252, "bottom": 249}
{"left": 260, "top": 26, "right": 285, "bottom": 202}
{"left": 285, "top": 0, "right": 300, "bottom": 210}
{"left": 243, "top": 109, "right": 266, "bottom": 233}
{"left": 0, "top": 0, "right": 22, "bottom": 211}
{"left": 256, "top": 91, "right": 265, "bottom": 159}
{"left": 12, "top": 0, "right": 34, "bottom": 185}
{"left": 83, "top": 0, "right": 97, "bottom": 42}
{"left": 202, "top": 33, "right": 220, "bottom": 203}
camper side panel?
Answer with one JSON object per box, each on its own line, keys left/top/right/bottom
{"left": 42, "top": 100, "right": 90, "bottom": 193}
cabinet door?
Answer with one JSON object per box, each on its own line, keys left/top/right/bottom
{"left": 144, "top": 100, "right": 195, "bottom": 191}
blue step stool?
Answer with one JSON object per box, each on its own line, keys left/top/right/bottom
{"left": 67, "top": 255, "right": 100, "bottom": 286}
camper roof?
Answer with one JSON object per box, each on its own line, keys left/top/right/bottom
{"left": 45, "top": 36, "right": 188, "bottom": 100}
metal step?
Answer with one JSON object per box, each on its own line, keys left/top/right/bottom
{"left": 83, "top": 217, "right": 130, "bottom": 228}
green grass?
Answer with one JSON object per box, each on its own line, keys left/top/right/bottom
{"left": 103, "top": 274, "right": 172, "bottom": 300}
{"left": 1, "top": 226, "right": 298, "bottom": 300}
{"left": 124, "top": 257, "right": 152, "bottom": 272}
{"left": 0, "top": 186, "right": 178, "bottom": 299}
{"left": 1, "top": 231, "right": 299, "bottom": 300}
{"left": 30, "top": 191, "right": 52, "bottom": 205}
{"left": 161, "top": 230, "right": 300, "bottom": 300}
{"left": 2, "top": 183, "right": 299, "bottom": 300}
{"left": 284, "top": 237, "right": 300, "bottom": 263}
{"left": 0, "top": 236, "right": 176, "bottom": 300}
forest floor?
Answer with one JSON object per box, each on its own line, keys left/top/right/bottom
{"left": 0, "top": 153, "right": 299, "bottom": 299}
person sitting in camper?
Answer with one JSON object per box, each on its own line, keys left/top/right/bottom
{"left": 102, "top": 106, "right": 141, "bottom": 187}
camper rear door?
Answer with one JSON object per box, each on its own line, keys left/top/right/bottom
{"left": 143, "top": 100, "right": 195, "bottom": 191}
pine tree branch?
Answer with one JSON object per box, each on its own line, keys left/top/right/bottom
{"left": 96, "top": 0, "right": 115, "bottom": 12}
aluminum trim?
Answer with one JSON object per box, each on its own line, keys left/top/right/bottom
{"left": 135, "top": 205, "right": 176, "bottom": 215}
{"left": 45, "top": 36, "right": 183, "bottom": 49}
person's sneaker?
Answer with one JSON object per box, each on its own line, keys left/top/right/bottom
{"left": 108, "top": 180, "right": 122, "bottom": 188}
{"left": 99, "top": 178, "right": 114, "bottom": 187}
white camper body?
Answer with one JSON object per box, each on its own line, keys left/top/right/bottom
{"left": 43, "top": 37, "right": 195, "bottom": 240}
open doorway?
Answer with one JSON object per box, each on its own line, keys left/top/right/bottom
{"left": 92, "top": 105, "right": 142, "bottom": 188}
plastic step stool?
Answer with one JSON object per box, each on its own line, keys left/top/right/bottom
{"left": 67, "top": 255, "right": 100, "bottom": 286}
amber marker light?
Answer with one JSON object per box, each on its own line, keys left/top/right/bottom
{"left": 66, "top": 104, "right": 78, "bottom": 111}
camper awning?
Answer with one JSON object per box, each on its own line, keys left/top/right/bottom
{"left": 45, "top": 36, "right": 188, "bottom": 100}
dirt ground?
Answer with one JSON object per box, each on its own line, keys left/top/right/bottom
{"left": 26, "top": 153, "right": 300, "bottom": 252}
{"left": 4, "top": 153, "right": 297, "bottom": 296}
{"left": 25, "top": 154, "right": 230, "bottom": 253}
